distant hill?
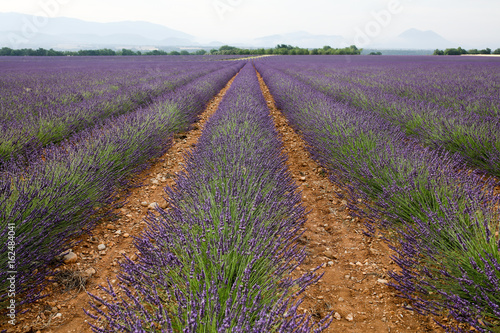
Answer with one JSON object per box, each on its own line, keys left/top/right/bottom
{"left": 254, "top": 31, "right": 345, "bottom": 48}
{"left": 397, "top": 28, "right": 454, "bottom": 49}
{"left": 0, "top": 13, "right": 458, "bottom": 51}
{"left": 0, "top": 12, "right": 195, "bottom": 48}
{"left": 370, "top": 28, "right": 455, "bottom": 50}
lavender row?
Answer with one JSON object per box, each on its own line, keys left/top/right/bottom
{"left": 86, "top": 63, "right": 331, "bottom": 332}
{"left": 260, "top": 56, "right": 500, "bottom": 116}
{"left": 256, "top": 62, "right": 500, "bottom": 332}
{"left": 259, "top": 56, "right": 500, "bottom": 177}
{"left": 0, "top": 62, "right": 243, "bottom": 310}
{"left": 0, "top": 58, "right": 231, "bottom": 165}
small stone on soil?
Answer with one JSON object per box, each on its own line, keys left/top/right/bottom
{"left": 97, "top": 244, "right": 106, "bottom": 251}
{"left": 323, "top": 250, "right": 336, "bottom": 259}
{"left": 63, "top": 251, "right": 77, "bottom": 264}
{"left": 83, "top": 268, "right": 96, "bottom": 277}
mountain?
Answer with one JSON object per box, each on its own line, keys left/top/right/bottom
{"left": 371, "top": 28, "right": 455, "bottom": 49}
{"left": 207, "top": 41, "right": 225, "bottom": 47}
{"left": 397, "top": 28, "right": 454, "bottom": 49}
{"left": 0, "top": 12, "right": 195, "bottom": 48}
{"left": 253, "top": 31, "right": 345, "bottom": 48}
{"left": 0, "top": 13, "right": 457, "bottom": 51}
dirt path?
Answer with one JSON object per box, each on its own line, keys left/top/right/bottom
{"left": 2, "top": 73, "right": 239, "bottom": 333}
{"left": 256, "top": 69, "right": 443, "bottom": 333}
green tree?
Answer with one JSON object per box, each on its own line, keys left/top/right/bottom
{"left": 276, "top": 44, "right": 293, "bottom": 50}
{"left": 219, "top": 45, "right": 238, "bottom": 53}
{"left": 0, "top": 47, "right": 13, "bottom": 56}
{"left": 120, "top": 48, "right": 136, "bottom": 56}
{"left": 444, "top": 48, "right": 460, "bottom": 55}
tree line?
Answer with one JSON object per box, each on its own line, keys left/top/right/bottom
{"left": 433, "top": 47, "right": 500, "bottom": 55}
{"left": 0, "top": 45, "right": 362, "bottom": 57}
{"left": 211, "top": 44, "right": 361, "bottom": 55}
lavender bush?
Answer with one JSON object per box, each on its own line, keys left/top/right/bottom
{"left": 259, "top": 55, "right": 500, "bottom": 177}
{"left": 0, "top": 57, "right": 234, "bottom": 165}
{"left": 86, "top": 63, "right": 331, "bottom": 332}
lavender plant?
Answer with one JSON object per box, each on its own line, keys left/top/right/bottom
{"left": 259, "top": 55, "right": 500, "bottom": 177}
{"left": 256, "top": 61, "right": 500, "bottom": 332}
{"left": 0, "top": 62, "right": 244, "bottom": 309}
{"left": 0, "top": 58, "right": 234, "bottom": 166}
{"left": 85, "top": 64, "right": 331, "bottom": 332}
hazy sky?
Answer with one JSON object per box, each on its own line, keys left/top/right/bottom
{"left": 1, "top": 0, "right": 499, "bottom": 47}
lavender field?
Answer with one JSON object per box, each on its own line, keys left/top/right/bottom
{"left": 1, "top": 55, "right": 500, "bottom": 332}
{"left": 257, "top": 55, "right": 500, "bottom": 332}
{"left": 0, "top": 56, "right": 244, "bottom": 309}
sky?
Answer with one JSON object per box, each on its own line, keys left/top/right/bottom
{"left": 1, "top": 0, "right": 499, "bottom": 47}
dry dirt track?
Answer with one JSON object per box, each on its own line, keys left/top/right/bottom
{"left": 2, "top": 66, "right": 444, "bottom": 333}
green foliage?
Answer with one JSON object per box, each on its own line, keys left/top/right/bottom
{"left": 144, "top": 50, "right": 169, "bottom": 56}
{"left": 434, "top": 47, "right": 496, "bottom": 56}
{"left": 444, "top": 47, "right": 468, "bottom": 55}
{"left": 0, "top": 44, "right": 364, "bottom": 57}
{"left": 219, "top": 45, "right": 238, "bottom": 51}
{"left": 468, "top": 48, "right": 491, "bottom": 55}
